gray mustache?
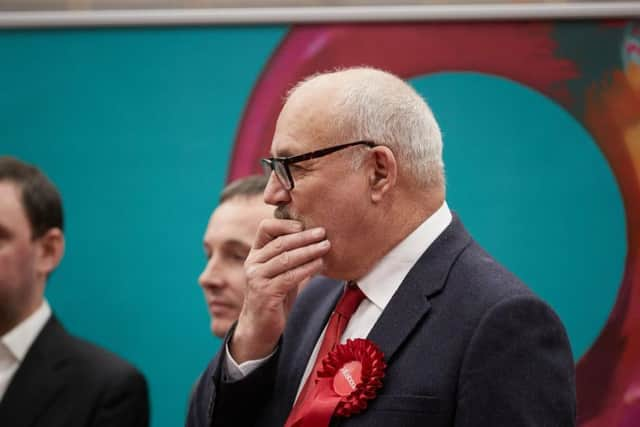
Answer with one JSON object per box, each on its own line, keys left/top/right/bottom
{"left": 275, "top": 206, "right": 292, "bottom": 220}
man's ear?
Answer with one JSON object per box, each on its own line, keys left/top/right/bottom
{"left": 369, "top": 146, "right": 397, "bottom": 203}
{"left": 35, "top": 228, "right": 65, "bottom": 278}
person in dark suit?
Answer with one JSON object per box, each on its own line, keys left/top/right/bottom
{"left": 0, "top": 156, "right": 149, "bottom": 427}
{"left": 188, "top": 175, "right": 274, "bottom": 407}
{"left": 187, "top": 67, "right": 576, "bottom": 426}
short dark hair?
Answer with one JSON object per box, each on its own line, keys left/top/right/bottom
{"left": 219, "top": 175, "right": 268, "bottom": 204}
{"left": 0, "top": 156, "right": 64, "bottom": 239}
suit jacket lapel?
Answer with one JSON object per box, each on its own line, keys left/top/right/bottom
{"left": 0, "top": 316, "right": 70, "bottom": 427}
{"left": 281, "top": 280, "right": 343, "bottom": 411}
{"left": 367, "top": 215, "right": 471, "bottom": 364}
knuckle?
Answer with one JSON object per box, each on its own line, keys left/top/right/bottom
{"left": 298, "top": 230, "right": 313, "bottom": 244}
{"left": 245, "top": 263, "right": 259, "bottom": 280}
{"left": 282, "top": 269, "right": 296, "bottom": 285}
{"left": 273, "top": 237, "right": 284, "bottom": 251}
{"left": 279, "top": 251, "right": 290, "bottom": 267}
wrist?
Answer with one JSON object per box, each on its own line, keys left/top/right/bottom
{"left": 230, "top": 320, "right": 279, "bottom": 364}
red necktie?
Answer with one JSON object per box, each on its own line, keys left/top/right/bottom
{"left": 284, "top": 281, "right": 366, "bottom": 427}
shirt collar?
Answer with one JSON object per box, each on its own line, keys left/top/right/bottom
{"left": 358, "top": 201, "right": 452, "bottom": 311}
{"left": 1, "top": 300, "right": 51, "bottom": 362}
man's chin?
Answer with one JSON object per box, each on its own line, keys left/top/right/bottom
{"left": 321, "top": 252, "right": 361, "bottom": 282}
{"left": 211, "top": 319, "right": 230, "bottom": 339}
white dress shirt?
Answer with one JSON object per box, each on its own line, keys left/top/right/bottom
{"left": 0, "top": 300, "right": 52, "bottom": 402}
{"left": 226, "top": 202, "right": 452, "bottom": 402}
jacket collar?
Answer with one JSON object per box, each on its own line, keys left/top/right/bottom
{"left": 367, "top": 214, "right": 471, "bottom": 364}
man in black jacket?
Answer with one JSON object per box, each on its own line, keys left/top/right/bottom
{"left": 0, "top": 156, "right": 149, "bottom": 427}
{"left": 188, "top": 67, "right": 576, "bottom": 427}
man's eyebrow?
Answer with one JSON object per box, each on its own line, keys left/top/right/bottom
{"left": 224, "top": 239, "right": 251, "bottom": 251}
{"left": 202, "top": 239, "right": 251, "bottom": 253}
{"left": 271, "top": 149, "right": 294, "bottom": 158}
{"left": 270, "top": 143, "right": 298, "bottom": 157}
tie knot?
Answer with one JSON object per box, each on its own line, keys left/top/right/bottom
{"left": 334, "top": 281, "right": 365, "bottom": 319}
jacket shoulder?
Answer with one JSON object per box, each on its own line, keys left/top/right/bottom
{"left": 449, "top": 240, "right": 535, "bottom": 306}
{"left": 46, "top": 317, "right": 146, "bottom": 384}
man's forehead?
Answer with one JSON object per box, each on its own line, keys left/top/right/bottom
{"left": 0, "top": 182, "right": 24, "bottom": 211}
{"left": 0, "top": 182, "right": 31, "bottom": 232}
{"left": 209, "top": 197, "right": 271, "bottom": 228}
{"left": 271, "top": 112, "right": 340, "bottom": 157}
{"left": 271, "top": 81, "right": 343, "bottom": 157}
{"left": 204, "top": 199, "right": 268, "bottom": 245}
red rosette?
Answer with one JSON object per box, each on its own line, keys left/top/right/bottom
{"left": 316, "top": 338, "right": 387, "bottom": 417}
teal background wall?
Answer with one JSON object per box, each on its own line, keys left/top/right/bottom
{"left": 0, "top": 26, "right": 288, "bottom": 427}
{"left": 1, "top": 25, "right": 626, "bottom": 427}
{"left": 411, "top": 72, "right": 625, "bottom": 360}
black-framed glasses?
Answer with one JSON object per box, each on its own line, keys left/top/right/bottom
{"left": 261, "top": 140, "right": 376, "bottom": 190}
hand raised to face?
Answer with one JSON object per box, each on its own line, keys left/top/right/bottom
{"left": 230, "top": 218, "right": 331, "bottom": 363}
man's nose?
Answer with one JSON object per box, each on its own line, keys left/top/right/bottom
{"left": 263, "top": 172, "right": 291, "bottom": 206}
{"left": 198, "top": 258, "right": 225, "bottom": 289}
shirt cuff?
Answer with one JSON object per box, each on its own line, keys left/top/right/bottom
{"left": 224, "top": 343, "right": 277, "bottom": 380}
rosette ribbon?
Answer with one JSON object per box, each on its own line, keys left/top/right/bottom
{"left": 287, "top": 338, "right": 386, "bottom": 427}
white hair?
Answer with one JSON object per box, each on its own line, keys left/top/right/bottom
{"left": 287, "top": 67, "right": 445, "bottom": 188}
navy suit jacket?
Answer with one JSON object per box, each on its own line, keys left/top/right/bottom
{"left": 187, "top": 215, "right": 576, "bottom": 426}
{"left": 0, "top": 316, "right": 149, "bottom": 427}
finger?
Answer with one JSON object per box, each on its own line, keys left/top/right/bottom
{"left": 253, "top": 218, "right": 304, "bottom": 249}
{"left": 269, "top": 257, "right": 325, "bottom": 295}
{"left": 252, "top": 227, "right": 326, "bottom": 264}
{"left": 259, "top": 239, "right": 330, "bottom": 279}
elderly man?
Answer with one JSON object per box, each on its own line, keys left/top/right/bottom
{"left": 187, "top": 67, "right": 575, "bottom": 427}
{"left": 198, "top": 175, "right": 273, "bottom": 338}
{"left": 0, "top": 156, "right": 149, "bottom": 427}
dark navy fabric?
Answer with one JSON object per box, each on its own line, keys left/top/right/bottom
{"left": 0, "top": 316, "right": 149, "bottom": 427}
